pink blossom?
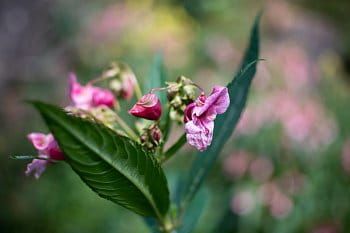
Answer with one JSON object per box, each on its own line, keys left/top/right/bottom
{"left": 184, "top": 86, "right": 229, "bottom": 151}
{"left": 120, "top": 72, "right": 136, "bottom": 99}
{"left": 69, "top": 73, "right": 116, "bottom": 110}
{"left": 92, "top": 87, "right": 116, "bottom": 107}
{"left": 223, "top": 150, "right": 251, "bottom": 179}
{"left": 128, "top": 92, "right": 162, "bottom": 120}
{"left": 25, "top": 133, "right": 64, "bottom": 179}
{"left": 231, "top": 190, "right": 256, "bottom": 215}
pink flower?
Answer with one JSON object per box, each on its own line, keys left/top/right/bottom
{"left": 120, "top": 72, "right": 136, "bottom": 99}
{"left": 184, "top": 86, "right": 230, "bottom": 151}
{"left": 69, "top": 73, "right": 116, "bottom": 110}
{"left": 128, "top": 92, "right": 162, "bottom": 120}
{"left": 25, "top": 133, "right": 64, "bottom": 179}
{"left": 92, "top": 87, "right": 116, "bottom": 107}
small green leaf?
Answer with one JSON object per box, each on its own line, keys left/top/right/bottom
{"left": 32, "top": 101, "right": 170, "bottom": 219}
{"left": 180, "top": 14, "right": 261, "bottom": 208}
{"left": 146, "top": 53, "right": 167, "bottom": 105}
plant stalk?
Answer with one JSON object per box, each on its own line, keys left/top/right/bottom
{"left": 160, "top": 134, "right": 186, "bottom": 163}
{"left": 113, "top": 113, "right": 139, "bottom": 141}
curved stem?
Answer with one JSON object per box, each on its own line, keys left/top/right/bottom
{"left": 160, "top": 134, "right": 186, "bottom": 164}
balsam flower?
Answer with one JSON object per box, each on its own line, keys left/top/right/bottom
{"left": 69, "top": 73, "right": 116, "bottom": 110}
{"left": 25, "top": 133, "right": 64, "bottom": 179}
{"left": 129, "top": 92, "right": 162, "bottom": 120}
{"left": 184, "top": 86, "right": 230, "bottom": 151}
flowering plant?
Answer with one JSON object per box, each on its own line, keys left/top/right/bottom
{"left": 13, "top": 15, "right": 260, "bottom": 233}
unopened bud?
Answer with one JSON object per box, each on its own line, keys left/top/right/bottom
{"left": 165, "top": 82, "right": 178, "bottom": 100}
{"left": 129, "top": 93, "right": 162, "bottom": 121}
{"left": 140, "top": 124, "right": 162, "bottom": 152}
{"left": 183, "top": 84, "right": 196, "bottom": 100}
{"left": 170, "top": 95, "right": 182, "bottom": 108}
{"left": 103, "top": 62, "right": 120, "bottom": 78}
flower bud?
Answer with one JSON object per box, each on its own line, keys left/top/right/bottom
{"left": 166, "top": 82, "right": 180, "bottom": 100}
{"left": 150, "top": 125, "right": 162, "bottom": 143}
{"left": 119, "top": 70, "right": 136, "bottom": 100}
{"left": 170, "top": 95, "right": 182, "bottom": 108}
{"left": 129, "top": 93, "right": 162, "bottom": 120}
{"left": 110, "top": 79, "right": 123, "bottom": 93}
{"left": 183, "top": 84, "right": 197, "bottom": 100}
{"left": 167, "top": 76, "right": 197, "bottom": 123}
{"left": 140, "top": 124, "right": 162, "bottom": 152}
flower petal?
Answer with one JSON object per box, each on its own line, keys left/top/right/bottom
{"left": 195, "top": 86, "right": 230, "bottom": 117}
{"left": 185, "top": 120, "right": 214, "bottom": 151}
{"left": 69, "top": 73, "right": 94, "bottom": 110}
{"left": 27, "top": 133, "right": 50, "bottom": 151}
{"left": 25, "top": 158, "right": 49, "bottom": 179}
{"left": 92, "top": 87, "right": 116, "bottom": 107}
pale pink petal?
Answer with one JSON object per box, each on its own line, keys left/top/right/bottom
{"left": 27, "top": 133, "right": 50, "bottom": 151}
{"left": 25, "top": 157, "right": 49, "bottom": 179}
{"left": 185, "top": 120, "right": 214, "bottom": 151}
{"left": 69, "top": 73, "right": 94, "bottom": 110}
{"left": 195, "top": 86, "right": 230, "bottom": 116}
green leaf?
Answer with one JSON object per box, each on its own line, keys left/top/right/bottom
{"left": 32, "top": 101, "right": 170, "bottom": 219}
{"left": 146, "top": 53, "right": 167, "bottom": 105}
{"left": 180, "top": 14, "right": 261, "bottom": 208}
{"left": 178, "top": 188, "right": 208, "bottom": 233}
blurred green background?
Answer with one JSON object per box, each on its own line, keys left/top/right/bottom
{"left": 1, "top": 0, "right": 350, "bottom": 232}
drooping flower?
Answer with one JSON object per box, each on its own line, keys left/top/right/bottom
{"left": 128, "top": 92, "right": 162, "bottom": 120}
{"left": 25, "top": 133, "right": 64, "bottom": 179}
{"left": 69, "top": 73, "right": 116, "bottom": 110}
{"left": 107, "top": 63, "right": 136, "bottom": 100}
{"left": 184, "top": 86, "right": 230, "bottom": 151}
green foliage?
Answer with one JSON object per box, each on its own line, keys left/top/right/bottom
{"left": 32, "top": 101, "right": 170, "bottom": 220}
{"left": 180, "top": 14, "right": 261, "bottom": 209}
{"left": 178, "top": 188, "right": 208, "bottom": 233}
{"left": 146, "top": 53, "right": 167, "bottom": 105}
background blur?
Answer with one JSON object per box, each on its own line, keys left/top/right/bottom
{"left": 1, "top": 0, "right": 350, "bottom": 232}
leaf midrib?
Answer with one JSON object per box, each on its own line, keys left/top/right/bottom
{"left": 46, "top": 109, "right": 163, "bottom": 220}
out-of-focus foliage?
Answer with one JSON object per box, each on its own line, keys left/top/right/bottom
{"left": 1, "top": 0, "right": 350, "bottom": 233}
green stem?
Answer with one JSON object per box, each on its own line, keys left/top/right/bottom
{"left": 160, "top": 134, "right": 186, "bottom": 164}
{"left": 113, "top": 113, "right": 139, "bottom": 141}
{"left": 10, "top": 155, "right": 55, "bottom": 162}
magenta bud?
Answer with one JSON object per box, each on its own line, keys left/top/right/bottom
{"left": 129, "top": 93, "right": 162, "bottom": 120}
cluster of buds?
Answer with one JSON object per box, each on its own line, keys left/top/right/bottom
{"left": 140, "top": 124, "right": 162, "bottom": 152}
{"left": 166, "top": 76, "right": 197, "bottom": 122}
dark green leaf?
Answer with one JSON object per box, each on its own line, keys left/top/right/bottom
{"left": 180, "top": 14, "right": 261, "bottom": 208}
{"left": 32, "top": 101, "right": 170, "bottom": 219}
